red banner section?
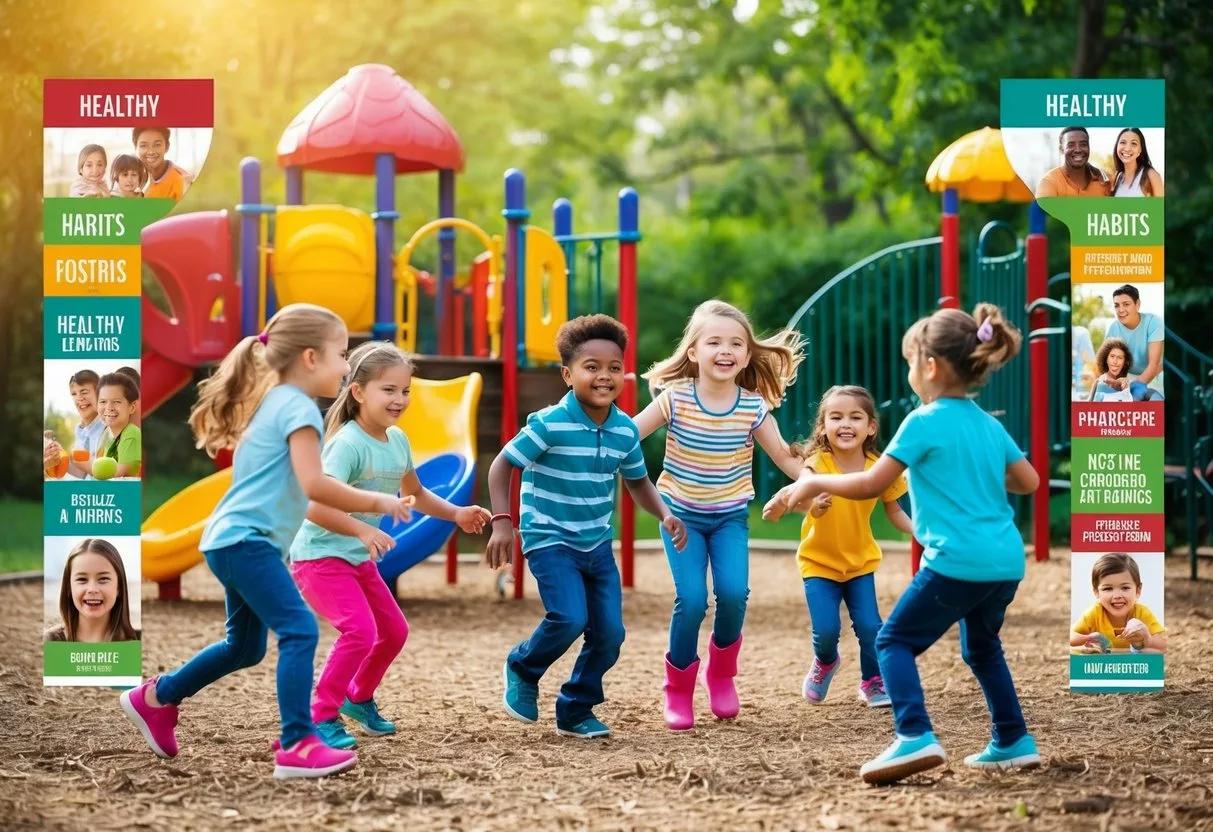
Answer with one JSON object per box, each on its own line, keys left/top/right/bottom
{"left": 1072, "top": 402, "right": 1165, "bottom": 439}
{"left": 1072, "top": 513, "right": 1166, "bottom": 552}
{"left": 44, "top": 80, "right": 214, "bottom": 127}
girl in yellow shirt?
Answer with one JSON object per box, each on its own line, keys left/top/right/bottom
{"left": 766, "top": 386, "right": 912, "bottom": 706}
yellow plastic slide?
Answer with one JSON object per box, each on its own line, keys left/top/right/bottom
{"left": 140, "top": 374, "right": 481, "bottom": 584}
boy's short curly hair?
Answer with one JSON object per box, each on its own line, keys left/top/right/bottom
{"left": 555, "top": 314, "right": 629, "bottom": 365}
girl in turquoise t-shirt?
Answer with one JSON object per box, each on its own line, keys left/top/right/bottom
{"left": 289, "top": 341, "right": 490, "bottom": 751}
{"left": 778, "top": 304, "right": 1043, "bottom": 786}
{"left": 119, "top": 304, "right": 412, "bottom": 781}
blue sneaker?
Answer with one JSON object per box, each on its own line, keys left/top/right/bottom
{"left": 502, "top": 661, "right": 538, "bottom": 723}
{"left": 860, "top": 732, "right": 947, "bottom": 785}
{"left": 964, "top": 734, "right": 1042, "bottom": 770}
{"left": 556, "top": 716, "right": 611, "bottom": 739}
{"left": 340, "top": 698, "right": 396, "bottom": 736}
{"left": 858, "top": 676, "right": 892, "bottom": 708}
{"left": 315, "top": 717, "right": 358, "bottom": 750}
{"left": 802, "top": 657, "right": 841, "bottom": 703}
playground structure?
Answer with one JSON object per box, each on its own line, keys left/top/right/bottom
{"left": 757, "top": 126, "right": 1213, "bottom": 578}
{"left": 139, "top": 64, "right": 642, "bottom": 599}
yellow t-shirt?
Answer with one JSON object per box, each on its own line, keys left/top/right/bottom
{"left": 796, "top": 451, "right": 908, "bottom": 582}
{"left": 1073, "top": 601, "right": 1165, "bottom": 649}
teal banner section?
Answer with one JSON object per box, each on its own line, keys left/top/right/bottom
{"left": 44, "top": 481, "right": 141, "bottom": 536}
{"left": 43, "top": 297, "right": 141, "bottom": 359}
{"left": 1069, "top": 654, "right": 1164, "bottom": 692}
{"left": 43, "top": 198, "right": 172, "bottom": 245}
{"left": 1001, "top": 79, "right": 1165, "bottom": 127}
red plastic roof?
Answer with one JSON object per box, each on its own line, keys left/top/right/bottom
{"left": 277, "top": 64, "right": 465, "bottom": 175}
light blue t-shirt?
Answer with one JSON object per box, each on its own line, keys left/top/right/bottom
{"left": 1104, "top": 312, "right": 1163, "bottom": 385}
{"left": 200, "top": 384, "right": 325, "bottom": 557}
{"left": 74, "top": 417, "right": 106, "bottom": 480}
{"left": 290, "top": 421, "right": 414, "bottom": 566}
{"left": 884, "top": 398, "right": 1026, "bottom": 582}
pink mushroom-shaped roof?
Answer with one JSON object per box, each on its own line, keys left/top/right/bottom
{"left": 277, "top": 64, "right": 465, "bottom": 175}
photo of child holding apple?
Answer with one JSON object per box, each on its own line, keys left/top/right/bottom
{"left": 44, "top": 537, "right": 141, "bottom": 644}
{"left": 94, "top": 371, "right": 141, "bottom": 480}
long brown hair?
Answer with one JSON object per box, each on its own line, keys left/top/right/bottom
{"left": 642, "top": 299, "right": 805, "bottom": 407}
{"left": 57, "top": 539, "right": 138, "bottom": 642}
{"left": 793, "top": 385, "right": 880, "bottom": 461}
{"left": 1095, "top": 337, "right": 1132, "bottom": 379}
{"left": 1111, "top": 127, "right": 1157, "bottom": 196}
{"left": 189, "top": 303, "right": 345, "bottom": 457}
{"left": 901, "top": 303, "right": 1022, "bottom": 388}
{"left": 325, "top": 340, "right": 414, "bottom": 440}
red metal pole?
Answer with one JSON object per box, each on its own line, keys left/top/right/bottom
{"left": 446, "top": 533, "right": 458, "bottom": 584}
{"left": 472, "top": 254, "right": 489, "bottom": 358}
{"left": 618, "top": 188, "right": 639, "bottom": 589}
{"left": 504, "top": 171, "right": 527, "bottom": 599}
{"left": 453, "top": 292, "right": 465, "bottom": 357}
{"left": 1027, "top": 202, "right": 1050, "bottom": 562}
{"left": 940, "top": 188, "right": 960, "bottom": 310}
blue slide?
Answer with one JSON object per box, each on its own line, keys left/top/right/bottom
{"left": 375, "top": 453, "right": 475, "bottom": 582}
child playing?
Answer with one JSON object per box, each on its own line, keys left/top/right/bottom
{"left": 772, "top": 385, "right": 912, "bottom": 709}
{"left": 632, "top": 299, "right": 804, "bottom": 731}
{"left": 110, "top": 154, "right": 148, "bottom": 198}
{"left": 767, "top": 304, "right": 1042, "bottom": 784}
{"left": 1071, "top": 553, "right": 1166, "bottom": 652}
{"left": 289, "top": 341, "right": 491, "bottom": 750}
{"left": 1087, "top": 337, "right": 1133, "bottom": 402}
{"left": 43, "top": 370, "right": 107, "bottom": 480}
{"left": 133, "top": 127, "right": 193, "bottom": 202}
{"left": 97, "top": 372, "right": 142, "bottom": 478}
{"left": 70, "top": 144, "right": 110, "bottom": 198}
{"left": 486, "top": 314, "right": 688, "bottom": 739}
{"left": 45, "top": 538, "right": 140, "bottom": 643}
{"left": 119, "top": 303, "right": 411, "bottom": 779}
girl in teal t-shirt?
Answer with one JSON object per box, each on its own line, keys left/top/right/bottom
{"left": 289, "top": 341, "right": 490, "bottom": 751}
{"left": 773, "top": 304, "right": 1043, "bottom": 786}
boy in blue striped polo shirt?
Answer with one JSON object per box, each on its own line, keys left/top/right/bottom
{"left": 486, "top": 314, "right": 687, "bottom": 738}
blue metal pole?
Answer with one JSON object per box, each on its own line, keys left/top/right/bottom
{"left": 285, "top": 165, "right": 304, "bottom": 206}
{"left": 504, "top": 170, "right": 530, "bottom": 365}
{"left": 238, "top": 158, "right": 261, "bottom": 337}
{"left": 553, "top": 197, "right": 573, "bottom": 317}
{"left": 438, "top": 169, "right": 456, "bottom": 353}
{"left": 372, "top": 153, "right": 399, "bottom": 341}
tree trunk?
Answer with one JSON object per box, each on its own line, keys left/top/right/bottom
{"left": 1072, "top": 0, "right": 1109, "bottom": 77}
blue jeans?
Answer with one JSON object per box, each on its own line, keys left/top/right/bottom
{"left": 156, "top": 539, "right": 319, "bottom": 747}
{"left": 876, "top": 567, "right": 1027, "bottom": 746}
{"left": 1130, "top": 381, "right": 1162, "bottom": 401}
{"left": 803, "top": 573, "right": 883, "bottom": 680}
{"left": 507, "top": 541, "right": 625, "bottom": 725}
{"left": 660, "top": 506, "right": 749, "bottom": 669}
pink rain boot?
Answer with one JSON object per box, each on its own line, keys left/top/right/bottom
{"left": 701, "top": 634, "right": 742, "bottom": 719}
{"left": 662, "top": 654, "right": 698, "bottom": 731}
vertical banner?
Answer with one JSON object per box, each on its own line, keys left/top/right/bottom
{"left": 1001, "top": 79, "right": 1166, "bottom": 693}
{"left": 42, "top": 79, "right": 213, "bottom": 686}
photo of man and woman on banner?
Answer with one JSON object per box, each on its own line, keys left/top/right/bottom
{"left": 43, "top": 359, "right": 142, "bottom": 481}
{"left": 1000, "top": 126, "right": 1165, "bottom": 199}
{"left": 43, "top": 126, "right": 211, "bottom": 202}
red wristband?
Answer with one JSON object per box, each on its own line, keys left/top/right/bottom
{"left": 490, "top": 513, "right": 513, "bottom": 525}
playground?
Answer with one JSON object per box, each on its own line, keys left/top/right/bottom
{"left": 3, "top": 550, "right": 1213, "bottom": 830}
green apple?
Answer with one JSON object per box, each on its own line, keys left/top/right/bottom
{"left": 91, "top": 456, "right": 118, "bottom": 480}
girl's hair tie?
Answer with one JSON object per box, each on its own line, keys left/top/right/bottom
{"left": 257, "top": 331, "right": 269, "bottom": 345}
{"left": 976, "top": 319, "right": 994, "bottom": 343}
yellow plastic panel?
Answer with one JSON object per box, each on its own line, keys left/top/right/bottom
{"left": 524, "top": 226, "right": 568, "bottom": 364}
{"left": 274, "top": 205, "right": 376, "bottom": 332}
{"left": 397, "top": 373, "right": 483, "bottom": 464}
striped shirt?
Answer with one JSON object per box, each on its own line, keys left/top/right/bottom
{"left": 503, "top": 390, "right": 648, "bottom": 554}
{"left": 655, "top": 381, "right": 768, "bottom": 514}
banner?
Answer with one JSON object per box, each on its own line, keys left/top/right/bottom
{"left": 1001, "top": 79, "right": 1166, "bottom": 693}
{"left": 42, "top": 78, "right": 213, "bottom": 686}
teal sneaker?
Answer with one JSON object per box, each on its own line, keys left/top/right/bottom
{"left": 556, "top": 716, "right": 611, "bottom": 739}
{"left": 340, "top": 698, "right": 396, "bottom": 736}
{"left": 502, "top": 661, "right": 538, "bottom": 723}
{"left": 964, "top": 734, "right": 1042, "bottom": 770}
{"left": 315, "top": 717, "right": 358, "bottom": 750}
{"left": 860, "top": 732, "right": 947, "bottom": 785}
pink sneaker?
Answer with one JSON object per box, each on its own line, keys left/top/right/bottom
{"left": 273, "top": 734, "right": 357, "bottom": 779}
{"left": 119, "top": 678, "right": 179, "bottom": 758}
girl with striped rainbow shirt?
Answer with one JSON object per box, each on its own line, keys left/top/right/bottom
{"left": 633, "top": 300, "right": 805, "bottom": 731}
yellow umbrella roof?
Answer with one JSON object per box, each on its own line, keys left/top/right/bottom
{"left": 925, "top": 127, "right": 1034, "bottom": 203}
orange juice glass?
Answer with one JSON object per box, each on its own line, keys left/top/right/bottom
{"left": 72, "top": 446, "right": 91, "bottom": 465}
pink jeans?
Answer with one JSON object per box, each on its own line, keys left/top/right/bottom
{"left": 291, "top": 558, "right": 409, "bottom": 722}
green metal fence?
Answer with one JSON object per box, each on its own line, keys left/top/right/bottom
{"left": 756, "top": 237, "right": 942, "bottom": 499}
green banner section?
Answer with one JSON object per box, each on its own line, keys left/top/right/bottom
{"left": 43, "top": 297, "right": 141, "bottom": 359}
{"left": 1036, "top": 198, "right": 1164, "bottom": 245}
{"left": 1071, "top": 438, "right": 1164, "bottom": 513}
{"left": 43, "top": 481, "right": 142, "bottom": 536}
{"left": 43, "top": 640, "right": 141, "bottom": 678}
{"left": 43, "top": 198, "right": 172, "bottom": 245}
{"left": 1001, "top": 79, "right": 1165, "bottom": 127}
